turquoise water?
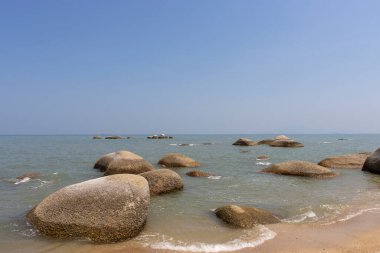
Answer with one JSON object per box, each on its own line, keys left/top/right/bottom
{"left": 1, "top": 134, "right": 380, "bottom": 252}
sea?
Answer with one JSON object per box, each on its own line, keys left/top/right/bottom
{"left": 1, "top": 134, "right": 380, "bottom": 252}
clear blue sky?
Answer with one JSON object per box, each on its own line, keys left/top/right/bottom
{"left": 1, "top": 0, "right": 379, "bottom": 134}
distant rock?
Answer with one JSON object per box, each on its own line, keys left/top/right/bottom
{"left": 275, "top": 135, "right": 290, "bottom": 140}
{"left": 261, "top": 161, "right": 337, "bottom": 178}
{"left": 240, "top": 150, "right": 250, "bottom": 153}
{"left": 257, "top": 139, "right": 275, "bottom": 145}
{"left": 186, "top": 170, "right": 213, "bottom": 177}
{"left": 94, "top": 151, "right": 154, "bottom": 175}
{"left": 256, "top": 155, "right": 269, "bottom": 160}
{"left": 140, "top": 169, "right": 183, "bottom": 196}
{"left": 27, "top": 174, "right": 150, "bottom": 243}
{"left": 147, "top": 134, "right": 173, "bottom": 139}
{"left": 214, "top": 205, "right": 279, "bottom": 228}
{"left": 93, "top": 136, "right": 102, "bottom": 139}
{"left": 158, "top": 153, "right": 200, "bottom": 168}
{"left": 232, "top": 138, "right": 257, "bottom": 146}
{"left": 269, "top": 140, "right": 304, "bottom": 148}
{"left": 202, "top": 142, "right": 214, "bottom": 145}
{"left": 105, "top": 136, "right": 123, "bottom": 139}
{"left": 362, "top": 148, "right": 380, "bottom": 174}
{"left": 318, "top": 152, "right": 371, "bottom": 169}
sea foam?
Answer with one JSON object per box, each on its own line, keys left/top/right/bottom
{"left": 141, "top": 226, "right": 276, "bottom": 252}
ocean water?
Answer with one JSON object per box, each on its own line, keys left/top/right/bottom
{"left": 1, "top": 134, "right": 380, "bottom": 252}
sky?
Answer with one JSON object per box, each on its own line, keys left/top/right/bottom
{"left": 0, "top": 0, "right": 379, "bottom": 135}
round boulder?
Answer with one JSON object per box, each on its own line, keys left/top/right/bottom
{"left": 214, "top": 205, "right": 279, "bottom": 228}
{"left": 186, "top": 170, "right": 212, "bottom": 177}
{"left": 318, "top": 152, "right": 372, "bottom": 169}
{"left": 27, "top": 174, "right": 150, "bottom": 243}
{"left": 94, "top": 151, "right": 154, "bottom": 175}
{"left": 270, "top": 140, "right": 304, "bottom": 148}
{"left": 140, "top": 169, "right": 183, "bottom": 196}
{"left": 232, "top": 138, "right": 257, "bottom": 146}
{"left": 93, "top": 136, "right": 102, "bottom": 139}
{"left": 362, "top": 148, "right": 380, "bottom": 174}
{"left": 261, "top": 161, "right": 337, "bottom": 178}
{"left": 158, "top": 153, "right": 200, "bottom": 168}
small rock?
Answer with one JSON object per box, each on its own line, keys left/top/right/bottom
{"left": 215, "top": 205, "right": 279, "bottom": 228}
{"left": 232, "top": 138, "right": 257, "bottom": 146}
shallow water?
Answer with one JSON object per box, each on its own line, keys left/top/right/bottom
{"left": 1, "top": 134, "right": 380, "bottom": 252}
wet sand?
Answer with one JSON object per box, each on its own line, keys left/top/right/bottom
{"left": 247, "top": 211, "right": 380, "bottom": 253}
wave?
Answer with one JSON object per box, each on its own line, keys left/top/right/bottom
{"left": 256, "top": 162, "right": 271, "bottom": 166}
{"left": 140, "top": 226, "right": 276, "bottom": 252}
{"left": 321, "top": 207, "right": 380, "bottom": 226}
{"left": 14, "top": 177, "right": 32, "bottom": 185}
{"left": 281, "top": 211, "right": 317, "bottom": 223}
{"left": 208, "top": 176, "right": 222, "bottom": 180}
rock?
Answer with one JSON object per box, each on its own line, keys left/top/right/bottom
{"left": 240, "top": 150, "right": 250, "bottom": 153}
{"left": 94, "top": 151, "right": 154, "bottom": 174}
{"left": 140, "top": 169, "right": 183, "bottom": 196}
{"left": 232, "top": 138, "right": 257, "bottom": 146}
{"left": 261, "top": 161, "right": 337, "bottom": 178}
{"left": 257, "top": 139, "right": 275, "bottom": 145}
{"left": 269, "top": 140, "right": 304, "bottom": 148}
{"left": 256, "top": 155, "right": 269, "bottom": 160}
{"left": 147, "top": 134, "right": 173, "bottom": 139}
{"left": 318, "top": 152, "right": 372, "bottom": 169}
{"left": 27, "top": 174, "right": 150, "bottom": 243}
{"left": 362, "top": 148, "right": 380, "bottom": 174}
{"left": 186, "top": 170, "right": 212, "bottom": 177}
{"left": 202, "top": 142, "right": 213, "bottom": 145}
{"left": 105, "top": 159, "right": 155, "bottom": 176}
{"left": 214, "top": 205, "right": 279, "bottom": 228}
{"left": 93, "top": 136, "right": 102, "bottom": 139}
{"left": 16, "top": 172, "right": 40, "bottom": 180}
{"left": 105, "top": 136, "right": 123, "bottom": 139}
{"left": 275, "top": 135, "right": 290, "bottom": 140}
{"left": 158, "top": 153, "right": 200, "bottom": 168}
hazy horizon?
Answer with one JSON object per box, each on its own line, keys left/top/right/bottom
{"left": 1, "top": 0, "right": 380, "bottom": 135}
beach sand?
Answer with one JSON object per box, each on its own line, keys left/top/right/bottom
{"left": 48, "top": 211, "right": 380, "bottom": 253}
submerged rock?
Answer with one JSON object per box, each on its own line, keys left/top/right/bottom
{"left": 158, "top": 153, "right": 200, "bottom": 168}
{"left": 27, "top": 174, "right": 150, "bottom": 243}
{"left": 232, "top": 138, "right": 257, "bottom": 146}
{"left": 256, "top": 155, "right": 269, "bottom": 160}
{"left": 186, "top": 170, "right": 213, "bottom": 177}
{"left": 269, "top": 140, "right": 304, "bottom": 148}
{"left": 140, "top": 169, "right": 183, "bottom": 196}
{"left": 215, "top": 205, "right": 279, "bottom": 228}
{"left": 318, "top": 152, "right": 371, "bottom": 169}
{"left": 94, "top": 151, "right": 154, "bottom": 174}
{"left": 261, "top": 161, "right": 337, "bottom": 178}
{"left": 16, "top": 172, "right": 40, "bottom": 180}
{"left": 362, "top": 148, "right": 380, "bottom": 174}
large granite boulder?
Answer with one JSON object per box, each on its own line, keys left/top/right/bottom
{"left": 94, "top": 151, "right": 154, "bottom": 175}
{"left": 261, "top": 161, "right": 337, "bottom": 178}
{"left": 318, "top": 152, "right": 372, "bottom": 169}
{"left": 140, "top": 169, "right": 183, "bottom": 196}
{"left": 214, "top": 205, "right": 279, "bottom": 228}
{"left": 27, "top": 174, "right": 150, "bottom": 243}
{"left": 269, "top": 140, "right": 304, "bottom": 148}
{"left": 158, "top": 153, "right": 200, "bottom": 168}
{"left": 232, "top": 138, "right": 257, "bottom": 146}
{"left": 362, "top": 148, "right": 380, "bottom": 174}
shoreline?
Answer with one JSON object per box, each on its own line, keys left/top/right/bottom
{"left": 40, "top": 210, "right": 380, "bottom": 253}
